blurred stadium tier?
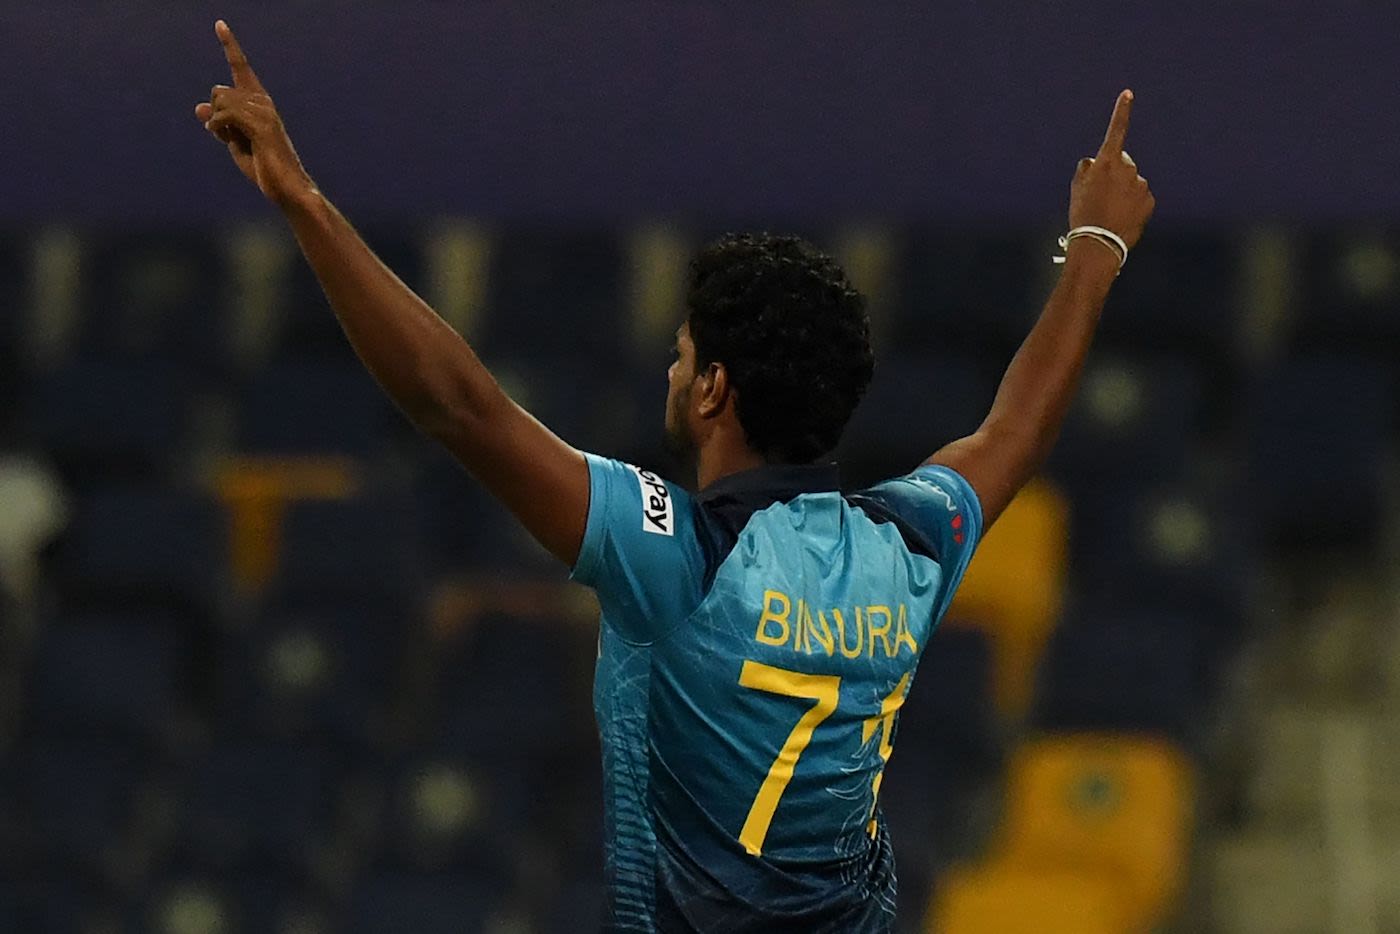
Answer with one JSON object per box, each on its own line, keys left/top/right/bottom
{"left": 3, "top": 223, "right": 1398, "bottom": 933}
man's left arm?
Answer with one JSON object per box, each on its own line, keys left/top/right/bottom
{"left": 928, "top": 89, "right": 1155, "bottom": 527}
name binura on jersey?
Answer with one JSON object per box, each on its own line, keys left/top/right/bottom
{"left": 754, "top": 589, "right": 920, "bottom": 660}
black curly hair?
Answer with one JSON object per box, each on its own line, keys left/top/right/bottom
{"left": 686, "top": 232, "right": 875, "bottom": 464}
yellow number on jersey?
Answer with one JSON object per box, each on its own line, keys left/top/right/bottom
{"left": 736, "top": 660, "right": 841, "bottom": 856}
{"left": 862, "top": 673, "right": 910, "bottom": 836}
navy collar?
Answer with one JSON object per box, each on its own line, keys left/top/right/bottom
{"left": 696, "top": 462, "right": 841, "bottom": 505}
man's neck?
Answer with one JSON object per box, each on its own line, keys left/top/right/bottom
{"left": 695, "top": 442, "right": 767, "bottom": 492}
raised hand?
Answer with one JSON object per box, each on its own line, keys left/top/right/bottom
{"left": 194, "top": 20, "right": 314, "bottom": 206}
{"left": 1069, "top": 90, "right": 1155, "bottom": 251}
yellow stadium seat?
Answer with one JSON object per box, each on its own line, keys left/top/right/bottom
{"left": 946, "top": 479, "right": 1068, "bottom": 715}
{"left": 928, "top": 864, "right": 1126, "bottom": 934}
{"left": 211, "top": 456, "right": 361, "bottom": 592}
{"left": 993, "top": 734, "right": 1194, "bottom": 931}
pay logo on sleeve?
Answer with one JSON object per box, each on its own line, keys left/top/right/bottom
{"left": 627, "top": 465, "right": 674, "bottom": 536}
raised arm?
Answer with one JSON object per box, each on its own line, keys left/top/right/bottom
{"left": 927, "top": 90, "right": 1155, "bottom": 527}
{"left": 195, "top": 21, "right": 588, "bottom": 564}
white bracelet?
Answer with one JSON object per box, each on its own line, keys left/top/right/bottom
{"left": 1051, "top": 225, "right": 1128, "bottom": 271}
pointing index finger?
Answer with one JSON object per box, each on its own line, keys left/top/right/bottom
{"left": 1098, "top": 89, "right": 1133, "bottom": 157}
{"left": 216, "top": 19, "right": 265, "bottom": 92}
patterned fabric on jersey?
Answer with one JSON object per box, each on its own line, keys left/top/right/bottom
{"left": 571, "top": 454, "right": 982, "bottom": 933}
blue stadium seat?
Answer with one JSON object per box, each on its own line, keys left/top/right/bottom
{"left": 901, "top": 626, "right": 998, "bottom": 767}
{"left": 369, "top": 756, "right": 523, "bottom": 880}
{"left": 27, "top": 613, "right": 183, "bottom": 748}
{"left": 1096, "top": 231, "right": 1238, "bottom": 357}
{"left": 8, "top": 741, "right": 148, "bottom": 874}
{"left": 489, "top": 352, "right": 654, "bottom": 456}
{"left": 349, "top": 872, "right": 505, "bottom": 934}
{"left": 1047, "top": 354, "right": 1204, "bottom": 496}
{"left": 1244, "top": 354, "right": 1395, "bottom": 548}
{"left": 541, "top": 876, "right": 607, "bottom": 934}
{"left": 414, "top": 450, "right": 557, "bottom": 573}
{"left": 434, "top": 613, "right": 586, "bottom": 760}
{"left": 275, "top": 228, "right": 425, "bottom": 360}
{"left": 892, "top": 229, "right": 1040, "bottom": 354}
{"left": 0, "top": 237, "right": 26, "bottom": 417}
{"left": 140, "top": 874, "right": 329, "bottom": 934}
{"left": 215, "top": 605, "right": 401, "bottom": 746}
{"left": 1067, "top": 480, "right": 1251, "bottom": 625}
{"left": 235, "top": 362, "right": 396, "bottom": 458}
{"left": 176, "top": 743, "right": 333, "bottom": 870}
{"left": 1296, "top": 231, "right": 1400, "bottom": 350}
{"left": 877, "top": 627, "right": 998, "bottom": 879}
{"left": 26, "top": 360, "right": 191, "bottom": 481}
{"left": 1032, "top": 607, "right": 1207, "bottom": 748}
{"left": 54, "top": 487, "right": 225, "bottom": 616}
{"left": 78, "top": 231, "right": 225, "bottom": 369}
{"left": 2, "top": 880, "right": 116, "bottom": 934}
{"left": 837, "top": 351, "right": 996, "bottom": 480}
{"left": 479, "top": 230, "right": 625, "bottom": 360}
{"left": 270, "top": 497, "right": 423, "bottom": 605}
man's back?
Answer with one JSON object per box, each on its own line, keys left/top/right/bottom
{"left": 574, "top": 455, "right": 983, "bottom": 932}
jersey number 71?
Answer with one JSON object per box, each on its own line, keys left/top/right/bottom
{"left": 736, "top": 660, "right": 909, "bottom": 856}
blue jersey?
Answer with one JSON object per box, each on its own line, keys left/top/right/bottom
{"left": 571, "top": 456, "right": 983, "bottom": 933}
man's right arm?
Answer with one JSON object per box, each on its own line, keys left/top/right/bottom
{"left": 196, "top": 21, "right": 588, "bottom": 566}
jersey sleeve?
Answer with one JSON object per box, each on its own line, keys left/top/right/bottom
{"left": 570, "top": 453, "right": 706, "bottom": 644}
{"left": 856, "top": 464, "right": 984, "bottom": 613}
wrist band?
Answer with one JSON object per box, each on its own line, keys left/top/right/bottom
{"left": 1051, "top": 225, "right": 1128, "bottom": 272}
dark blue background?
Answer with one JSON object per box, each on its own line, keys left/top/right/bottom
{"left": 2, "top": 1, "right": 1395, "bottom": 223}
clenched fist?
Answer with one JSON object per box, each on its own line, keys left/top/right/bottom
{"left": 1069, "top": 90, "right": 1155, "bottom": 253}
{"left": 194, "top": 20, "right": 315, "bottom": 208}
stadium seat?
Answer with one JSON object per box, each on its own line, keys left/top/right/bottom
{"left": 878, "top": 629, "right": 998, "bottom": 887}
{"left": 235, "top": 362, "right": 396, "bottom": 458}
{"left": 945, "top": 480, "right": 1069, "bottom": 716}
{"left": 1046, "top": 354, "right": 1204, "bottom": 496}
{"left": 0, "top": 236, "right": 27, "bottom": 414}
{"left": 1067, "top": 479, "right": 1251, "bottom": 624}
{"left": 478, "top": 229, "right": 626, "bottom": 360}
{"left": 141, "top": 874, "right": 330, "bottom": 934}
{"left": 838, "top": 352, "right": 996, "bottom": 481}
{"left": 274, "top": 228, "right": 426, "bottom": 359}
{"left": 215, "top": 605, "right": 401, "bottom": 746}
{"left": 27, "top": 612, "right": 184, "bottom": 749}
{"left": 26, "top": 360, "right": 192, "bottom": 481}
{"left": 433, "top": 612, "right": 587, "bottom": 760}
{"left": 211, "top": 456, "right": 362, "bottom": 592}
{"left": 991, "top": 734, "right": 1194, "bottom": 932}
{"left": 1295, "top": 231, "right": 1400, "bottom": 350}
{"left": 1244, "top": 354, "right": 1394, "bottom": 549}
{"left": 1095, "top": 231, "right": 1238, "bottom": 359}
{"left": 53, "top": 487, "right": 226, "bottom": 617}
{"left": 8, "top": 740, "right": 149, "bottom": 875}
{"left": 175, "top": 743, "right": 333, "bottom": 870}
{"left": 77, "top": 231, "right": 225, "bottom": 369}
{"left": 370, "top": 756, "right": 521, "bottom": 880}
{"left": 487, "top": 350, "right": 653, "bottom": 456}
{"left": 414, "top": 449, "right": 556, "bottom": 573}
{"left": 270, "top": 496, "right": 424, "bottom": 605}
{"left": 1031, "top": 608, "right": 1207, "bottom": 747}
{"left": 349, "top": 871, "right": 506, "bottom": 934}
{"left": 928, "top": 865, "right": 1126, "bottom": 934}
{"left": 892, "top": 229, "right": 1040, "bottom": 355}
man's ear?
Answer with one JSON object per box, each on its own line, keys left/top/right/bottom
{"left": 696, "top": 362, "right": 731, "bottom": 419}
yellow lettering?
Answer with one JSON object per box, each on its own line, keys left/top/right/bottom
{"left": 834, "top": 608, "right": 863, "bottom": 659}
{"left": 894, "top": 604, "right": 919, "bottom": 656}
{"left": 809, "top": 609, "right": 835, "bottom": 657}
{"left": 866, "top": 605, "right": 894, "bottom": 657}
{"left": 756, "top": 590, "right": 791, "bottom": 646}
{"left": 792, "top": 599, "right": 806, "bottom": 652}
